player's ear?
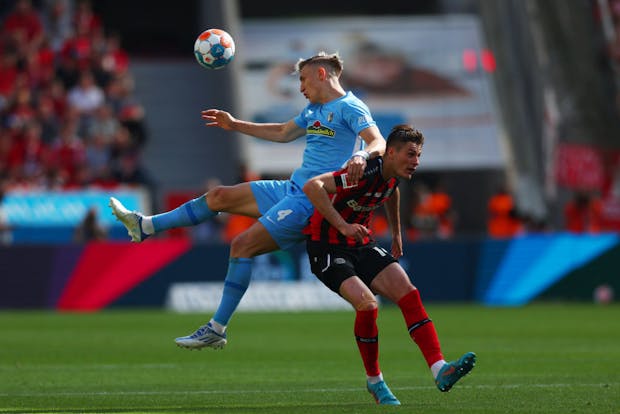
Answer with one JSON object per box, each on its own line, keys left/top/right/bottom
{"left": 318, "top": 66, "right": 327, "bottom": 80}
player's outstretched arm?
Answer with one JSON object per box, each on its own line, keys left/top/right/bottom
{"left": 201, "top": 110, "right": 305, "bottom": 142}
{"left": 303, "top": 173, "right": 369, "bottom": 243}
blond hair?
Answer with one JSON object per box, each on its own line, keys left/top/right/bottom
{"left": 294, "top": 51, "right": 343, "bottom": 76}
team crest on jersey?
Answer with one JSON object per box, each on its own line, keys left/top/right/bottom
{"left": 308, "top": 120, "right": 335, "bottom": 137}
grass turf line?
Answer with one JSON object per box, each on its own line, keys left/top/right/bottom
{"left": 0, "top": 304, "right": 618, "bottom": 413}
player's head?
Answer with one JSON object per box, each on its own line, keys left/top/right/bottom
{"left": 295, "top": 51, "right": 343, "bottom": 77}
{"left": 296, "top": 52, "right": 344, "bottom": 104}
{"left": 385, "top": 124, "right": 424, "bottom": 179}
{"left": 386, "top": 124, "right": 424, "bottom": 149}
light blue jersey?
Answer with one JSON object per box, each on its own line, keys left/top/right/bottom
{"left": 252, "top": 91, "right": 378, "bottom": 249}
{"left": 290, "top": 91, "right": 376, "bottom": 187}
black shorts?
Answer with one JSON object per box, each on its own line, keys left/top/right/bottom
{"left": 306, "top": 240, "right": 398, "bottom": 294}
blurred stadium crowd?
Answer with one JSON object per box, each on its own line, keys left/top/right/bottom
{"left": 1, "top": 0, "right": 619, "bottom": 246}
{"left": 0, "top": 0, "right": 150, "bottom": 192}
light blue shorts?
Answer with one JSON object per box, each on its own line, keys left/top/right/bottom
{"left": 250, "top": 180, "right": 314, "bottom": 250}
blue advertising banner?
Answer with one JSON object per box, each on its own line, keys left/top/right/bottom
{"left": 4, "top": 189, "right": 148, "bottom": 227}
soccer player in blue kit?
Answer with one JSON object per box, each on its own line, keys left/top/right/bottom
{"left": 109, "top": 52, "right": 387, "bottom": 349}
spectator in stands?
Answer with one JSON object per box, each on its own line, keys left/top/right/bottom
{"left": 11, "top": 121, "right": 49, "bottom": 185}
{"left": 73, "top": 0, "right": 101, "bottom": 39}
{"left": 35, "top": 94, "right": 61, "bottom": 144}
{"left": 48, "top": 119, "right": 85, "bottom": 187}
{"left": 73, "top": 206, "right": 106, "bottom": 242}
{"left": 1, "top": 0, "right": 44, "bottom": 57}
{"left": 428, "top": 180, "right": 455, "bottom": 239}
{"left": 84, "top": 131, "right": 110, "bottom": 184}
{"left": 112, "top": 152, "right": 150, "bottom": 187}
{"left": 407, "top": 181, "right": 454, "bottom": 240}
{"left": 88, "top": 102, "right": 119, "bottom": 141}
{"left": 67, "top": 69, "right": 104, "bottom": 136}
{"left": 41, "top": 0, "right": 74, "bottom": 53}
{"left": 0, "top": 131, "right": 13, "bottom": 177}
{"left": 99, "top": 31, "right": 129, "bottom": 77}
{"left": 6, "top": 85, "right": 37, "bottom": 131}
{"left": 564, "top": 190, "right": 604, "bottom": 233}
{"left": 0, "top": 51, "right": 19, "bottom": 111}
{"left": 487, "top": 183, "right": 523, "bottom": 239}
{"left": 23, "top": 36, "right": 56, "bottom": 89}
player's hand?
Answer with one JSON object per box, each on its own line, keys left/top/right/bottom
{"left": 201, "top": 109, "right": 236, "bottom": 130}
{"left": 340, "top": 223, "right": 369, "bottom": 243}
{"left": 390, "top": 233, "right": 403, "bottom": 258}
{"left": 345, "top": 155, "right": 366, "bottom": 185}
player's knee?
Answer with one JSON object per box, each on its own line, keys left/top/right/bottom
{"left": 354, "top": 296, "right": 378, "bottom": 311}
{"left": 230, "top": 232, "right": 256, "bottom": 258}
{"left": 205, "top": 186, "right": 228, "bottom": 211}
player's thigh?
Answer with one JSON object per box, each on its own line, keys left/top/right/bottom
{"left": 306, "top": 241, "right": 357, "bottom": 294}
{"left": 230, "top": 220, "right": 280, "bottom": 258}
{"left": 370, "top": 262, "right": 415, "bottom": 303}
{"left": 258, "top": 191, "right": 313, "bottom": 250}
{"left": 339, "top": 277, "right": 378, "bottom": 311}
{"left": 206, "top": 182, "right": 260, "bottom": 217}
{"left": 250, "top": 180, "right": 291, "bottom": 215}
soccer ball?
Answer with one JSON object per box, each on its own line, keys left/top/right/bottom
{"left": 194, "top": 28, "right": 235, "bottom": 70}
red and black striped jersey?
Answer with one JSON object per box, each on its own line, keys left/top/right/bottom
{"left": 304, "top": 157, "right": 399, "bottom": 247}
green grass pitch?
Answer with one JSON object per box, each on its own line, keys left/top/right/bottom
{"left": 1, "top": 303, "right": 619, "bottom": 413}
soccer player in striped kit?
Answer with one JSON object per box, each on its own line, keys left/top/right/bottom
{"left": 303, "top": 124, "right": 476, "bottom": 405}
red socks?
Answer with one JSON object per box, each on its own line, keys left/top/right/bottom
{"left": 398, "top": 289, "right": 444, "bottom": 367}
{"left": 354, "top": 308, "right": 380, "bottom": 377}
{"left": 354, "top": 290, "right": 443, "bottom": 376}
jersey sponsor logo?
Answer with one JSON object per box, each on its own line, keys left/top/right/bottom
{"left": 307, "top": 121, "right": 335, "bottom": 137}
{"left": 346, "top": 199, "right": 382, "bottom": 212}
{"left": 276, "top": 209, "right": 293, "bottom": 221}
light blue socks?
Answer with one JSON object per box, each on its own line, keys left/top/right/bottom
{"left": 151, "top": 195, "right": 217, "bottom": 232}
{"left": 213, "top": 257, "right": 253, "bottom": 326}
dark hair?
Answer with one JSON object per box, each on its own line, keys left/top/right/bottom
{"left": 295, "top": 51, "right": 343, "bottom": 76}
{"left": 386, "top": 124, "right": 424, "bottom": 149}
